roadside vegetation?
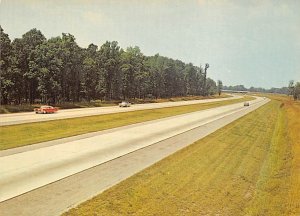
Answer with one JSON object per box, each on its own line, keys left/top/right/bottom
{"left": 267, "top": 94, "right": 300, "bottom": 215}
{"left": 0, "top": 96, "right": 251, "bottom": 151}
{"left": 63, "top": 95, "right": 300, "bottom": 215}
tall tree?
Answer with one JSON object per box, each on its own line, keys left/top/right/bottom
{"left": 164, "top": 59, "right": 178, "bottom": 97}
{"left": 10, "top": 39, "right": 25, "bottom": 104}
{"left": 120, "top": 46, "right": 145, "bottom": 99}
{"left": 60, "top": 33, "right": 83, "bottom": 102}
{"left": 174, "top": 60, "right": 186, "bottom": 96}
{"left": 202, "top": 63, "right": 209, "bottom": 96}
{"left": 206, "top": 78, "right": 217, "bottom": 95}
{"left": 145, "top": 55, "right": 160, "bottom": 98}
{"left": 217, "top": 80, "right": 223, "bottom": 96}
{"left": 31, "top": 36, "right": 63, "bottom": 104}
{"left": 288, "top": 80, "right": 295, "bottom": 98}
{"left": 0, "top": 26, "right": 13, "bottom": 104}
{"left": 98, "top": 41, "right": 121, "bottom": 100}
{"left": 81, "top": 44, "right": 99, "bottom": 101}
{"left": 293, "top": 82, "right": 300, "bottom": 100}
{"left": 184, "top": 63, "right": 198, "bottom": 95}
{"left": 21, "top": 28, "right": 46, "bottom": 103}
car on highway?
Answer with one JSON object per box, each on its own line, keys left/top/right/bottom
{"left": 244, "top": 102, "right": 250, "bottom": 106}
{"left": 119, "top": 101, "right": 131, "bottom": 107}
{"left": 34, "top": 106, "right": 58, "bottom": 114}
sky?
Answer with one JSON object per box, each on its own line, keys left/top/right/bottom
{"left": 0, "top": 0, "right": 299, "bottom": 88}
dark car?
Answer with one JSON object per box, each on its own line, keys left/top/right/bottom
{"left": 244, "top": 102, "right": 250, "bottom": 106}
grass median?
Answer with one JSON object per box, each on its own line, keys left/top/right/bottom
{"left": 63, "top": 96, "right": 300, "bottom": 215}
{"left": 0, "top": 96, "right": 253, "bottom": 151}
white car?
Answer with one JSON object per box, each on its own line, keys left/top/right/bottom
{"left": 119, "top": 101, "right": 131, "bottom": 107}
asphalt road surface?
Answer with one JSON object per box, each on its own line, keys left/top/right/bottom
{"left": 0, "top": 96, "right": 268, "bottom": 206}
{"left": 0, "top": 95, "right": 242, "bottom": 126}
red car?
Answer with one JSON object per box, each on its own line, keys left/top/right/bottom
{"left": 34, "top": 106, "right": 58, "bottom": 114}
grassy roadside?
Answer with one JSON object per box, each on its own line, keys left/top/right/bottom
{"left": 63, "top": 97, "right": 300, "bottom": 215}
{"left": 286, "top": 99, "right": 300, "bottom": 215}
{"left": 268, "top": 95, "right": 300, "bottom": 215}
{"left": 0, "top": 96, "right": 252, "bottom": 151}
{"left": 0, "top": 94, "right": 230, "bottom": 114}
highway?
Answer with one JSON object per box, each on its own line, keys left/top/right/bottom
{"left": 0, "top": 95, "right": 241, "bottom": 126}
{"left": 0, "top": 96, "right": 268, "bottom": 206}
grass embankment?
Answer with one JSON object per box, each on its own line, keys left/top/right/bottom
{"left": 269, "top": 95, "right": 300, "bottom": 215}
{"left": 0, "top": 94, "right": 230, "bottom": 114}
{"left": 0, "top": 96, "right": 252, "bottom": 151}
{"left": 64, "top": 97, "right": 300, "bottom": 215}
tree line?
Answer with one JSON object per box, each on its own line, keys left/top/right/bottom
{"left": 288, "top": 80, "right": 300, "bottom": 100}
{"left": 0, "top": 26, "right": 220, "bottom": 105}
{"left": 223, "top": 85, "right": 291, "bottom": 94}
{"left": 224, "top": 82, "right": 300, "bottom": 100}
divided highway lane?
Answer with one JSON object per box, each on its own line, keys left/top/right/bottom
{"left": 0, "top": 96, "right": 267, "bottom": 203}
{"left": 0, "top": 95, "right": 241, "bottom": 126}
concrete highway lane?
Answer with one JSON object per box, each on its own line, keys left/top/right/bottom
{"left": 0, "top": 95, "right": 241, "bottom": 126}
{"left": 0, "top": 97, "right": 267, "bottom": 203}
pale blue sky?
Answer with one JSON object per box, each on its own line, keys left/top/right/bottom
{"left": 1, "top": 0, "right": 299, "bottom": 88}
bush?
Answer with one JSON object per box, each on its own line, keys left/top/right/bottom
{"left": 0, "top": 104, "right": 36, "bottom": 113}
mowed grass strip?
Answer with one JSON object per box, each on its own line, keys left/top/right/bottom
{"left": 286, "top": 99, "right": 300, "bottom": 215}
{"left": 0, "top": 96, "right": 253, "bottom": 151}
{"left": 64, "top": 99, "right": 298, "bottom": 216}
{"left": 270, "top": 95, "right": 300, "bottom": 215}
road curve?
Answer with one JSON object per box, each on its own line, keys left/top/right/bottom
{"left": 0, "top": 95, "right": 242, "bottom": 126}
{"left": 0, "top": 96, "right": 268, "bottom": 203}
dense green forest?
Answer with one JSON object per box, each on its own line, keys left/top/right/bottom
{"left": 0, "top": 26, "right": 219, "bottom": 105}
